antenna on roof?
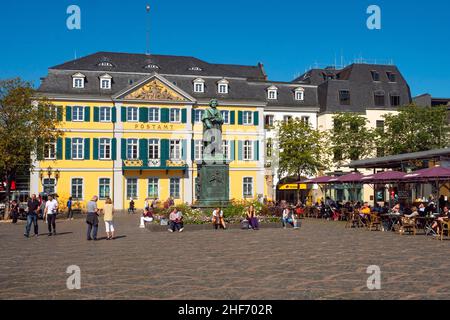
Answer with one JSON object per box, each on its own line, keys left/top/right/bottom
{"left": 74, "top": 50, "right": 77, "bottom": 60}
{"left": 145, "top": 4, "right": 151, "bottom": 55}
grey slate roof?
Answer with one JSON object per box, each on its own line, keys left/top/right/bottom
{"left": 294, "top": 64, "right": 412, "bottom": 113}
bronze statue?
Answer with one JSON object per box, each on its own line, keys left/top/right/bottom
{"left": 202, "top": 99, "right": 224, "bottom": 132}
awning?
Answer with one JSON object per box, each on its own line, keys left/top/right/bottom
{"left": 297, "top": 176, "right": 335, "bottom": 184}
{"left": 403, "top": 166, "right": 450, "bottom": 182}
{"left": 359, "top": 171, "right": 406, "bottom": 184}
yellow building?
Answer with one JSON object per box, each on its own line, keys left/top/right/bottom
{"left": 32, "top": 52, "right": 269, "bottom": 209}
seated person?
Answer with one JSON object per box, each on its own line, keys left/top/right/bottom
{"left": 246, "top": 205, "right": 259, "bottom": 230}
{"left": 431, "top": 205, "right": 450, "bottom": 235}
{"left": 418, "top": 203, "right": 426, "bottom": 217}
{"left": 404, "top": 206, "right": 419, "bottom": 219}
{"left": 391, "top": 203, "right": 401, "bottom": 215}
{"left": 168, "top": 208, "right": 184, "bottom": 233}
{"left": 402, "top": 206, "right": 419, "bottom": 228}
{"left": 295, "top": 205, "right": 304, "bottom": 218}
{"left": 282, "top": 207, "right": 295, "bottom": 229}
{"left": 139, "top": 207, "right": 154, "bottom": 228}
{"left": 360, "top": 202, "right": 371, "bottom": 216}
{"left": 212, "top": 207, "right": 226, "bottom": 230}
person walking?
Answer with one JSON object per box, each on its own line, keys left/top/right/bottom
{"left": 128, "top": 198, "right": 135, "bottom": 214}
{"left": 67, "top": 197, "right": 73, "bottom": 220}
{"left": 43, "top": 195, "right": 58, "bottom": 236}
{"left": 86, "top": 196, "right": 100, "bottom": 241}
{"left": 24, "top": 194, "right": 40, "bottom": 238}
{"left": 103, "top": 198, "right": 115, "bottom": 240}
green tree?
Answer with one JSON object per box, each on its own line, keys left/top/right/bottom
{"left": 330, "top": 113, "right": 376, "bottom": 167}
{"left": 277, "top": 118, "right": 330, "bottom": 202}
{"left": 379, "top": 105, "right": 449, "bottom": 155}
{"left": 0, "top": 78, "right": 62, "bottom": 219}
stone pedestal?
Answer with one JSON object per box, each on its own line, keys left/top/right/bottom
{"left": 195, "top": 161, "right": 230, "bottom": 208}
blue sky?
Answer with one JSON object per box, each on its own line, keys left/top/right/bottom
{"left": 1, "top": 0, "right": 449, "bottom": 97}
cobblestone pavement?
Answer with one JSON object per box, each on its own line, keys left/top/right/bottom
{"left": 0, "top": 215, "right": 449, "bottom": 300}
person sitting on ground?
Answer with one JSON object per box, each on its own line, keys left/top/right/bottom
{"left": 139, "top": 207, "right": 154, "bottom": 228}
{"left": 246, "top": 205, "right": 259, "bottom": 230}
{"left": 212, "top": 207, "right": 226, "bottom": 230}
{"left": 431, "top": 205, "right": 450, "bottom": 236}
{"left": 282, "top": 207, "right": 295, "bottom": 229}
{"left": 168, "top": 208, "right": 183, "bottom": 233}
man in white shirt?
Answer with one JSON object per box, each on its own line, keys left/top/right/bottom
{"left": 44, "top": 195, "right": 59, "bottom": 236}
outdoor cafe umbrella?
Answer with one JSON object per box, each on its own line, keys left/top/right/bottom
{"left": 358, "top": 171, "right": 406, "bottom": 184}
{"left": 297, "top": 176, "right": 335, "bottom": 201}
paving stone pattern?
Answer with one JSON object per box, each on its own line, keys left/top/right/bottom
{"left": 0, "top": 215, "right": 449, "bottom": 300}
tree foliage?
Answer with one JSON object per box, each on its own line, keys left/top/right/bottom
{"left": 277, "top": 118, "right": 330, "bottom": 180}
{"left": 330, "top": 112, "right": 376, "bottom": 167}
{"left": 0, "top": 78, "right": 61, "bottom": 210}
{"left": 379, "top": 104, "right": 449, "bottom": 155}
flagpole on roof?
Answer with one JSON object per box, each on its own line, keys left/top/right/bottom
{"left": 146, "top": 4, "right": 151, "bottom": 55}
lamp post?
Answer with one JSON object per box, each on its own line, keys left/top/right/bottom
{"left": 39, "top": 166, "right": 60, "bottom": 195}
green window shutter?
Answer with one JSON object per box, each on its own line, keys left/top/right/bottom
{"left": 84, "top": 107, "right": 91, "bottom": 122}
{"left": 182, "top": 139, "right": 187, "bottom": 160}
{"left": 254, "top": 141, "right": 259, "bottom": 161}
{"left": 191, "top": 110, "right": 195, "bottom": 125}
{"left": 121, "top": 107, "right": 127, "bottom": 122}
{"left": 139, "top": 139, "right": 148, "bottom": 166}
{"left": 160, "top": 139, "right": 169, "bottom": 164}
{"left": 230, "top": 140, "right": 235, "bottom": 161}
{"left": 93, "top": 138, "right": 99, "bottom": 160}
{"left": 238, "top": 141, "right": 243, "bottom": 160}
{"left": 111, "top": 138, "right": 117, "bottom": 161}
{"left": 230, "top": 110, "right": 235, "bottom": 125}
{"left": 181, "top": 109, "right": 187, "bottom": 124}
{"left": 139, "top": 107, "right": 149, "bottom": 123}
{"left": 84, "top": 138, "right": 90, "bottom": 160}
{"left": 112, "top": 107, "right": 117, "bottom": 123}
{"left": 57, "top": 106, "right": 63, "bottom": 121}
{"left": 66, "top": 106, "right": 72, "bottom": 121}
{"left": 56, "top": 138, "right": 63, "bottom": 160}
{"left": 65, "top": 138, "right": 72, "bottom": 160}
{"left": 36, "top": 139, "right": 44, "bottom": 161}
{"left": 161, "top": 108, "right": 169, "bottom": 123}
{"left": 238, "top": 111, "right": 243, "bottom": 125}
{"left": 121, "top": 139, "right": 127, "bottom": 160}
{"left": 253, "top": 111, "right": 259, "bottom": 126}
{"left": 93, "top": 107, "right": 99, "bottom": 122}
{"left": 191, "top": 139, "right": 195, "bottom": 161}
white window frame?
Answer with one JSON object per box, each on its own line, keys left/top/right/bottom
{"left": 127, "top": 139, "right": 138, "bottom": 160}
{"left": 222, "top": 140, "right": 230, "bottom": 160}
{"left": 169, "top": 178, "right": 181, "bottom": 199}
{"left": 73, "top": 78, "right": 84, "bottom": 89}
{"left": 126, "top": 178, "right": 138, "bottom": 200}
{"left": 72, "top": 106, "right": 84, "bottom": 122}
{"left": 193, "top": 79, "right": 205, "bottom": 93}
{"left": 44, "top": 140, "right": 57, "bottom": 160}
{"left": 170, "top": 140, "right": 182, "bottom": 160}
{"left": 243, "top": 140, "right": 253, "bottom": 161}
{"left": 243, "top": 111, "right": 253, "bottom": 125}
{"left": 295, "top": 88, "right": 305, "bottom": 101}
{"left": 127, "top": 107, "right": 138, "bottom": 122}
{"left": 71, "top": 178, "right": 84, "bottom": 201}
{"left": 301, "top": 116, "right": 310, "bottom": 124}
{"left": 194, "top": 140, "right": 203, "bottom": 161}
{"left": 148, "top": 139, "right": 160, "bottom": 160}
{"left": 99, "top": 107, "right": 111, "bottom": 122}
{"left": 243, "top": 177, "right": 254, "bottom": 198}
{"left": 267, "top": 86, "right": 278, "bottom": 100}
{"left": 221, "top": 110, "right": 230, "bottom": 124}
{"left": 265, "top": 115, "right": 274, "bottom": 127}
{"left": 148, "top": 178, "right": 159, "bottom": 199}
{"left": 170, "top": 108, "right": 181, "bottom": 123}
{"left": 194, "top": 110, "right": 204, "bottom": 123}
{"left": 99, "top": 138, "right": 111, "bottom": 160}
{"left": 100, "top": 78, "right": 111, "bottom": 90}
{"left": 218, "top": 79, "right": 229, "bottom": 94}
{"left": 72, "top": 138, "right": 84, "bottom": 160}
{"left": 148, "top": 108, "right": 160, "bottom": 123}
{"left": 98, "top": 178, "right": 111, "bottom": 200}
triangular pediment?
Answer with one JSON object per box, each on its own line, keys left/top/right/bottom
{"left": 114, "top": 74, "right": 194, "bottom": 102}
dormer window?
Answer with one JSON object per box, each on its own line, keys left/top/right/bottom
{"left": 72, "top": 73, "right": 85, "bottom": 89}
{"left": 144, "top": 64, "right": 160, "bottom": 70}
{"left": 295, "top": 87, "right": 305, "bottom": 101}
{"left": 188, "top": 66, "right": 203, "bottom": 71}
{"left": 97, "top": 57, "right": 114, "bottom": 68}
{"left": 99, "top": 74, "right": 112, "bottom": 90}
{"left": 386, "top": 72, "right": 397, "bottom": 83}
{"left": 218, "top": 79, "right": 229, "bottom": 94}
{"left": 267, "top": 86, "right": 278, "bottom": 100}
{"left": 193, "top": 78, "right": 205, "bottom": 93}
